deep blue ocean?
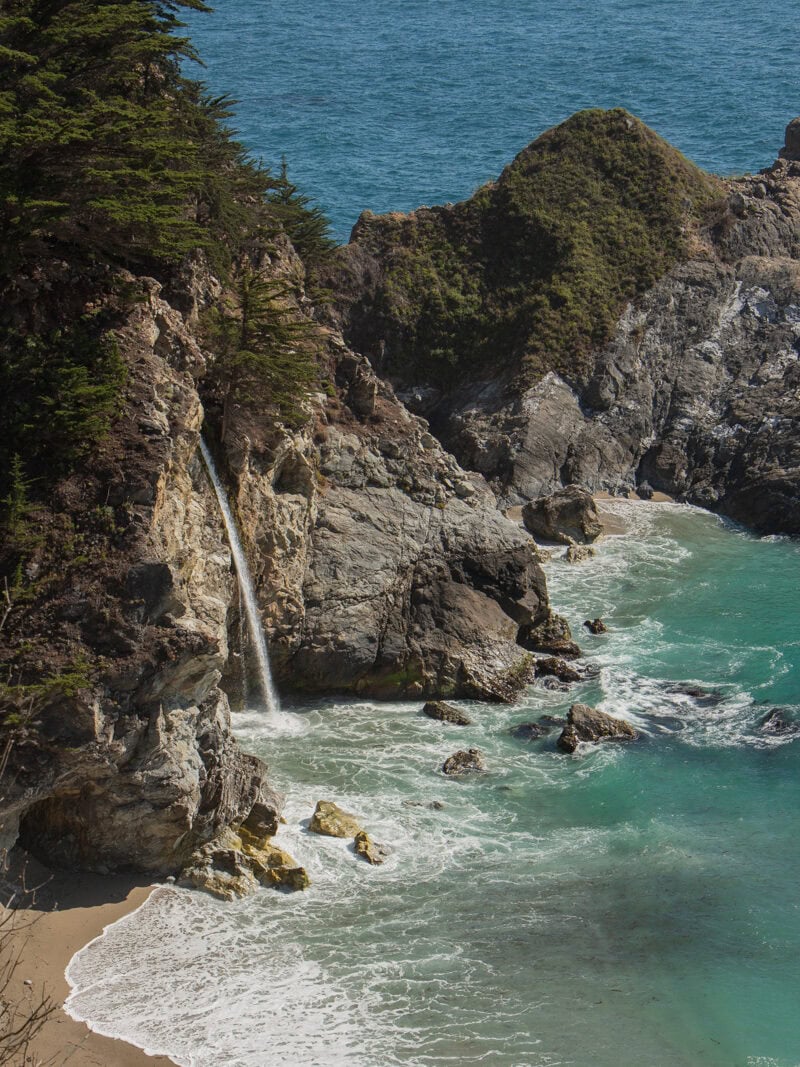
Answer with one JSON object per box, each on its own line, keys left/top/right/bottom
{"left": 64, "top": 6, "right": 800, "bottom": 1066}
{"left": 182, "top": 0, "right": 796, "bottom": 241}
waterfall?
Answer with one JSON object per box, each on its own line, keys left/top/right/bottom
{"left": 198, "top": 437, "right": 281, "bottom": 714}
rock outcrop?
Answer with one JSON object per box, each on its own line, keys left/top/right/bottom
{"left": 422, "top": 700, "right": 473, "bottom": 725}
{"left": 1, "top": 278, "right": 282, "bottom": 873}
{"left": 557, "top": 703, "right": 638, "bottom": 753}
{"left": 354, "top": 830, "right": 390, "bottom": 865}
{"left": 308, "top": 800, "right": 363, "bottom": 838}
{"left": 441, "top": 748, "right": 486, "bottom": 775}
{"left": 522, "top": 486, "right": 602, "bottom": 545}
{"left": 222, "top": 332, "right": 560, "bottom": 703}
{"left": 326, "top": 112, "right": 800, "bottom": 535}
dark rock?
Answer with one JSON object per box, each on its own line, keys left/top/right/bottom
{"left": 759, "top": 708, "right": 800, "bottom": 736}
{"left": 583, "top": 618, "right": 608, "bottom": 634}
{"left": 441, "top": 748, "right": 486, "bottom": 775}
{"left": 539, "top": 714, "right": 567, "bottom": 726}
{"left": 510, "top": 721, "right": 552, "bottom": 740}
{"left": 519, "top": 613, "right": 581, "bottom": 659}
{"left": 522, "top": 485, "right": 603, "bottom": 545}
{"left": 541, "top": 677, "right": 570, "bottom": 691}
{"left": 637, "top": 481, "right": 654, "bottom": 500}
{"left": 779, "top": 117, "right": 800, "bottom": 162}
{"left": 536, "top": 657, "right": 582, "bottom": 682}
{"left": 665, "top": 683, "right": 724, "bottom": 707}
{"left": 557, "top": 703, "right": 638, "bottom": 753}
{"left": 422, "top": 700, "right": 473, "bottom": 726}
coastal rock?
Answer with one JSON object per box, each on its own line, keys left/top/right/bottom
{"left": 759, "top": 708, "right": 800, "bottom": 736}
{"left": 509, "top": 721, "right": 552, "bottom": 740}
{"left": 779, "top": 117, "right": 800, "bottom": 162}
{"left": 179, "top": 828, "right": 308, "bottom": 899}
{"left": 442, "top": 748, "right": 486, "bottom": 775}
{"left": 519, "top": 613, "right": 581, "bottom": 659}
{"left": 557, "top": 703, "right": 638, "bottom": 753}
{"left": 2, "top": 279, "right": 282, "bottom": 873}
{"left": 422, "top": 700, "right": 473, "bottom": 725}
{"left": 522, "top": 486, "right": 603, "bottom": 545}
{"left": 308, "top": 800, "right": 364, "bottom": 838}
{"left": 327, "top": 112, "right": 800, "bottom": 535}
{"left": 583, "top": 618, "right": 608, "bottom": 634}
{"left": 354, "top": 830, "right": 390, "bottom": 865}
{"left": 535, "top": 657, "right": 582, "bottom": 682}
{"left": 564, "top": 542, "right": 597, "bottom": 564}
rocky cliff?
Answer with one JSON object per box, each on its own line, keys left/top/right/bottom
{"left": 326, "top": 111, "right": 800, "bottom": 534}
{"left": 0, "top": 243, "right": 564, "bottom": 872}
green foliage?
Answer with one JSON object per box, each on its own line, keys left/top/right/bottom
{"left": 0, "top": 317, "right": 127, "bottom": 496}
{"left": 0, "top": 0, "right": 270, "bottom": 274}
{"left": 350, "top": 109, "right": 722, "bottom": 387}
{"left": 266, "top": 158, "right": 336, "bottom": 267}
{"left": 204, "top": 267, "right": 320, "bottom": 433}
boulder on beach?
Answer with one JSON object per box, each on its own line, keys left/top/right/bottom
{"left": 522, "top": 485, "right": 603, "bottom": 545}
{"left": 180, "top": 827, "right": 309, "bottom": 899}
{"left": 583, "top": 618, "right": 608, "bottom": 634}
{"left": 557, "top": 703, "right": 638, "bottom": 753}
{"left": 422, "top": 700, "right": 473, "bottom": 725}
{"left": 442, "top": 748, "right": 487, "bottom": 775}
{"left": 309, "top": 800, "right": 363, "bottom": 838}
{"left": 354, "top": 830, "right": 391, "bottom": 865}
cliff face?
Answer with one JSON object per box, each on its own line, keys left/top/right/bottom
{"left": 327, "top": 113, "right": 800, "bottom": 534}
{"left": 1, "top": 247, "right": 564, "bottom": 871}
{"left": 1, "top": 277, "right": 282, "bottom": 871}
{"left": 222, "top": 342, "right": 552, "bottom": 703}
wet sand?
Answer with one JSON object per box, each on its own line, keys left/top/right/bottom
{"left": 3, "top": 851, "right": 176, "bottom": 1066}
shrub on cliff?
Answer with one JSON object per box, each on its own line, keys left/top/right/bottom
{"left": 338, "top": 109, "right": 722, "bottom": 388}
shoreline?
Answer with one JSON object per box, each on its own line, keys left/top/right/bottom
{"left": 4, "top": 850, "right": 177, "bottom": 1067}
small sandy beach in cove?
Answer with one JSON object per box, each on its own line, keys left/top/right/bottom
{"left": 4, "top": 851, "right": 176, "bottom": 1067}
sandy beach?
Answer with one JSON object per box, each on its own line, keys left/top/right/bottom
{"left": 3, "top": 850, "right": 176, "bottom": 1067}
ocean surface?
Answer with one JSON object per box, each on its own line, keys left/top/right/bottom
{"left": 180, "top": 0, "right": 796, "bottom": 241}
{"left": 67, "top": 502, "right": 800, "bottom": 1067}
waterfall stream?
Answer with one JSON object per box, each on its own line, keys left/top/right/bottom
{"left": 198, "top": 436, "right": 281, "bottom": 714}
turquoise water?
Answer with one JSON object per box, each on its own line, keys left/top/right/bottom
{"left": 66, "top": 503, "right": 800, "bottom": 1066}
{"left": 183, "top": 0, "right": 796, "bottom": 240}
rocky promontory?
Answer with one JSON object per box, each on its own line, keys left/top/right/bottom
{"left": 325, "top": 110, "right": 800, "bottom": 534}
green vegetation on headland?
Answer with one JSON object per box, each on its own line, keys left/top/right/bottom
{"left": 0, "top": 0, "right": 333, "bottom": 507}
{"left": 342, "top": 108, "right": 723, "bottom": 387}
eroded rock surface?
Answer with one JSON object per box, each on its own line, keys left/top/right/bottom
{"left": 422, "top": 700, "right": 473, "bottom": 725}
{"left": 557, "top": 703, "right": 638, "bottom": 753}
{"left": 522, "top": 486, "right": 602, "bottom": 545}
{"left": 308, "top": 800, "right": 363, "bottom": 838}
{"left": 441, "top": 748, "right": 486, "bottom": 775}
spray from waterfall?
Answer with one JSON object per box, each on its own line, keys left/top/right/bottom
{"left": 199, "top": 436, "right": 281, "bottom": 714}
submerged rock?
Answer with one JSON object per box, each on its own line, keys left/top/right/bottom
{"left": 308, "top": 800, "right": 363, "bottom": 838}
{"left": 583, "top": 618, "right": 608, "bottom": 634}
{"left": 759, "top": 708, "right": 800, "bottom": 736}
{"left": 354, "top": 830, "right": 390, "bottom": 865}
{"left": 557, "top": 703, "right": 638, "bottom": 753}
{"left": 441, "top": 748, "right": 487, "bottom": 776}
{"left": 509, "top": 721, "right": 552, "bottom": 740}
{"left": 522, "top": 486, "right": 603, "bottom": 545}
{"left": 422, "top": 700, "right": 473, "bottom": 725}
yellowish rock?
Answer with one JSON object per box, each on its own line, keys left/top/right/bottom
{"left": 308, "top": 800, "right": 363, "bottom": 838}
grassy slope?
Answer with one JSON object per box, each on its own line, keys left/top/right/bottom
{"left": 344, "top": 108, "right": 722, "bottom": 388}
